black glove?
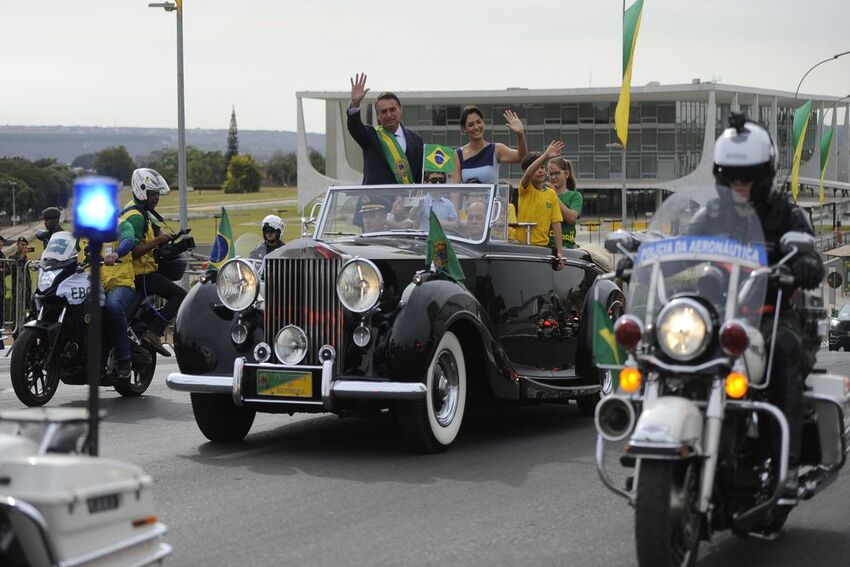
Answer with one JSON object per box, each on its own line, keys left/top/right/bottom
{"left": 790, "top": 254, "right": 824, "bottom": 290}
{"left": 616, "top": 257, "right": 634, "bottom": 281}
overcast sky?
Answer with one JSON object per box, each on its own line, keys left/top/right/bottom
{"left": 2, "top": 0, "right": 848, "bottom": 133}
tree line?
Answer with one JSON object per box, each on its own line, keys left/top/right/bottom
{"left": 71, "top": 145, "right": 325, "bottom": 194}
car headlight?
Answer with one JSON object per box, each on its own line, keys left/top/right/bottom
{"left": 275, "top": 325, "right": 308, "bottom": 365}
{"left": 38, "top": 269, "right": 58, "bottom": 292}
{"left": 336, "top": 258, "right": 383, "bottom": 313}
{"left": 216, "top": 259, "right": 259, "bottom": 312}
{"left": 656, "top": 299, "right": 712, "bottom": 361}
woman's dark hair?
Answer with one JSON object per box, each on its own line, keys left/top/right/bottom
{"left": 549, "top": 157, "right": 577, "bottom": 190}
{"left": 460, "top": 105, "right": 484, "bottom": 131}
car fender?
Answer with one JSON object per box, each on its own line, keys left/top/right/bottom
{"left": 173, "top": 281, "right": 264, "bottom": 376}
{"left": 386, "top": 276, "right": 510, "bottom": 396}
{"left": 575, "top": 278, "right": 625, "bottom": 378}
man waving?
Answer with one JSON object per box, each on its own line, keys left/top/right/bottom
{"left": 346, "top": 73, "right": 423, "bottom": 185}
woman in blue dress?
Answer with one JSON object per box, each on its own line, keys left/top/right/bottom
{"left": 451, "top": 106, "right": 527, "bottom": 184}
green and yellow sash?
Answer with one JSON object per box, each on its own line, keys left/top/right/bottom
{"left": 375, "top": 125, "right": 413, "bottom": 184}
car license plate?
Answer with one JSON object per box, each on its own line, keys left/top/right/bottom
{"left": 256, "top": 370, "right": 313, "bottom": 398}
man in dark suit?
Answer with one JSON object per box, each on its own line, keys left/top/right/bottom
{"left": 347, "top": 73, "right": 423, "bottom": 185}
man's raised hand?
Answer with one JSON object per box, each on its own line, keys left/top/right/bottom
{"left": 350, "top": 73, "right": 370, "bottom": 109}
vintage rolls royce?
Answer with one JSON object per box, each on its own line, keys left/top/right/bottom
{"left": 167, "top": 184, "right": 623, "bottom": 452}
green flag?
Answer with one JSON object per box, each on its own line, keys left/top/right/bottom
{"left": 614, "top": 0, "right": 645, "bottom": 148}
{"left": 423, "top": 144, "right": 457, "bottom": 177}
{"left": 819, "top": 127, "right": 834, "bottom": 206}
{"left": 426, "top": 209, "right": 465, "bottom": 285}
{"left": 209, "top": 207, "right": 235, "bottom": 270}
{"left": 592, "top": 301, "right": 625, "bottom": 366}
{"left": 791, "top": 99, "right": 812, "bottom": 203}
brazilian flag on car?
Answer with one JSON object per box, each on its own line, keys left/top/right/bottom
{"left": 423, "top": 144, "right": 456, "bottom": 176}
{"left": 592, "top": 301, "right": 625, "bottom": 366}
{"left": 209, "top": 207, "right": 234, "bottom": 270}
{"left": 426, "top": 210, "right": 465, "bottom": 286}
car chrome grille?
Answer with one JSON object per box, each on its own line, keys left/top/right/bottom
{"left": 265, "top": 258, "right": 343, "bottom": 365}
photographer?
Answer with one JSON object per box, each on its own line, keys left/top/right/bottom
{"left": 124, "top": 168, "right": 187, "bottom": 356}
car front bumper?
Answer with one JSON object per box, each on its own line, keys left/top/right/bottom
{"left": 167, "top": 356, "right": 426, "bottom": 411}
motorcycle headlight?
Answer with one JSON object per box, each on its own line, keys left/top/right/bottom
{"left": 38, "top": 269, "right": 58, "bottom": 292}
{"left": 656, "top": 299, "right": 712, "bottom": 361}
{"left": 216, "top": 259, "right": 259, "bottom": 312}
{"left": 336, "top": 258, "right": 383, "bottom": 313}
{"left": 831, "top": 319, "right": 839, "bottom": 327}
{"left": 275, "top": 325, "right": 308, "bottom": 365}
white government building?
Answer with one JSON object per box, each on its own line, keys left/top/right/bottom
{"left": 295, "top": 81, "right": 850, "bottom": 224}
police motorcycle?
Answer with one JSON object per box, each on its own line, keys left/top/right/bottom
{"left": 10, "top": 231, "right": 160, "bottom": 406}
{"left": 0, "top": 407, "right": 172, "bottom": 565}
{"left": 593, "top": 184, "right": 847, "bottom": 566}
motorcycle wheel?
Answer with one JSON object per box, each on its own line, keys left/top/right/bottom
{"left": 10, "top": 328, "right": 60, "bottom": 407}
{"left": 114, "top": 345, "right": 157, "bottom": 397}
{"left": 635, "top": 459, "right": 703, "bottom": 567}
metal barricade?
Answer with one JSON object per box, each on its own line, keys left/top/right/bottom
{"left": 0, "top": 258, "right": 35, "bottom": 343}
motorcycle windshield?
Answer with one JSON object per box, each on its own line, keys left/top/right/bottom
{"left": 629, "top": 184, "right": 768, "bottom": 332}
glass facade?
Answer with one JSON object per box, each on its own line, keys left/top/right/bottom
{"left": 406, "top": 101, "right": 703, "bottom": 182}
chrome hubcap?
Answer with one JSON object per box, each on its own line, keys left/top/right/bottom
{"left": 431, "top": 350, "right": 459, "bottom": 427}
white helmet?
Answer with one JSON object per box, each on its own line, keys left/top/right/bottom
{"left": 131, "top": 168, "right": 170, "bottom": 201}
{"left": 713, "top": 114, "right": 776, "bottom": 203}
{"left": 261, "top": 214, "right": 284, "bottom": 238}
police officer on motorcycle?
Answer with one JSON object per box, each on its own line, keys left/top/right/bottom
{"left": 690, "top": 114, "right": 825, "bottom": 493}
{"left": 249, "top": 215, "right": 285, "bottom": 260}
{"left": 124, "top": 168, "right": 187, "bottom": 356}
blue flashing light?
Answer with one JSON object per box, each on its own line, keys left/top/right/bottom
{"left": 73, "top": 176, "right": 119, "bottom": 241}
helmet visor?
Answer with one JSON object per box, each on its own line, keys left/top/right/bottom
{"left": 713, "top": 164, "right": 765, "bottom": 186}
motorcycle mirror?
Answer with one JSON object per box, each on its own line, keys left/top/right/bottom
{"left": 779, "top": 231, "right": 815, "bottom": 256}
{"left": 35, "top": 229, "right": 50, "bottom": 242}
{"left": 604, "top": 230, "right": 640, "bottom": 255}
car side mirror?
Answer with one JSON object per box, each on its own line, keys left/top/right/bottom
{"left": 301, "top": 201, "right": 323, "bottom": 238}
{"left": 779, "top": 231, "right": 815, "bottom": 256}
{"left": 604, "top": 230, "right": 640, "bottom": 255}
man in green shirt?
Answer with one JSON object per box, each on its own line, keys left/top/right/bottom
{"left": 547, "top": 157, "right": 583, "bottom": 249}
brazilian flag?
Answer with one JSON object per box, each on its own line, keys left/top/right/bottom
{"left": 209, "top": 207, "right": 234, "bottom": 270}
{"left": 426, "top": 210, "right": 465, "bottom": 285}
{"left": 423, "top": 144, "right": 456, "bottom": 176}
{"left": 592, "top": 301, "right": 625, "bottom": 367}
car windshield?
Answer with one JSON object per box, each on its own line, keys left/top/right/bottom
{"left": 315, "top": 184, "right": 504, "bottom": 245}
{"left": 840, "top": 303, "right": 850, "bottom": 317}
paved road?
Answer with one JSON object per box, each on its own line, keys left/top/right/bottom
{"left": 1, "top": 350, "right": 849, "bottom": 566}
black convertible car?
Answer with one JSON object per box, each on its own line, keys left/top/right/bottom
{"left": 167, "top": 184, "right": 623, "bottom": 452}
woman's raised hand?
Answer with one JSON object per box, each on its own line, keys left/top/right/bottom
{"left": 349, "top": 73, "right": 370, "bottom": 108}
{"left": 503, "top": 109, "right": 524, "bottom": 134}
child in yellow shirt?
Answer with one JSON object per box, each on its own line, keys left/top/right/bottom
{"left": 517, "top": 140, "right": 565, "bottom": 258}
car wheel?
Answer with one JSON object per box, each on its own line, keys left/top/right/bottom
{"left": 190, "top": 393, "right": 256, "bottom": 442}
{"left": 398, "top": 331, "right": 467, "bottom": 453}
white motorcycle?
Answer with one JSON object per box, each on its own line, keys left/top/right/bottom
{"left": 594, "top": 184, "right": 848, "bottom": 566}
{"left": 0, "top": 407, "right": 171, "bottom": 565}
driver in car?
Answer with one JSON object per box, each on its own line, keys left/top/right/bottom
{"left": 359, "top": 196, "right": 390, "bottom": 233}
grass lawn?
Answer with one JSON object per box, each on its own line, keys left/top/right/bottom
{"left": 116, "top": 185, "right": 303, "bottom": 246}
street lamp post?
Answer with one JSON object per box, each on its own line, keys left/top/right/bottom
{"left": 149, "top": 1, "right": 189, "bottom": 285}
{"left": 8, "top": 181, "right": 17, "bottom": 227}
{"left": 606, "top": 142, "right": 627, "bottom": 230}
